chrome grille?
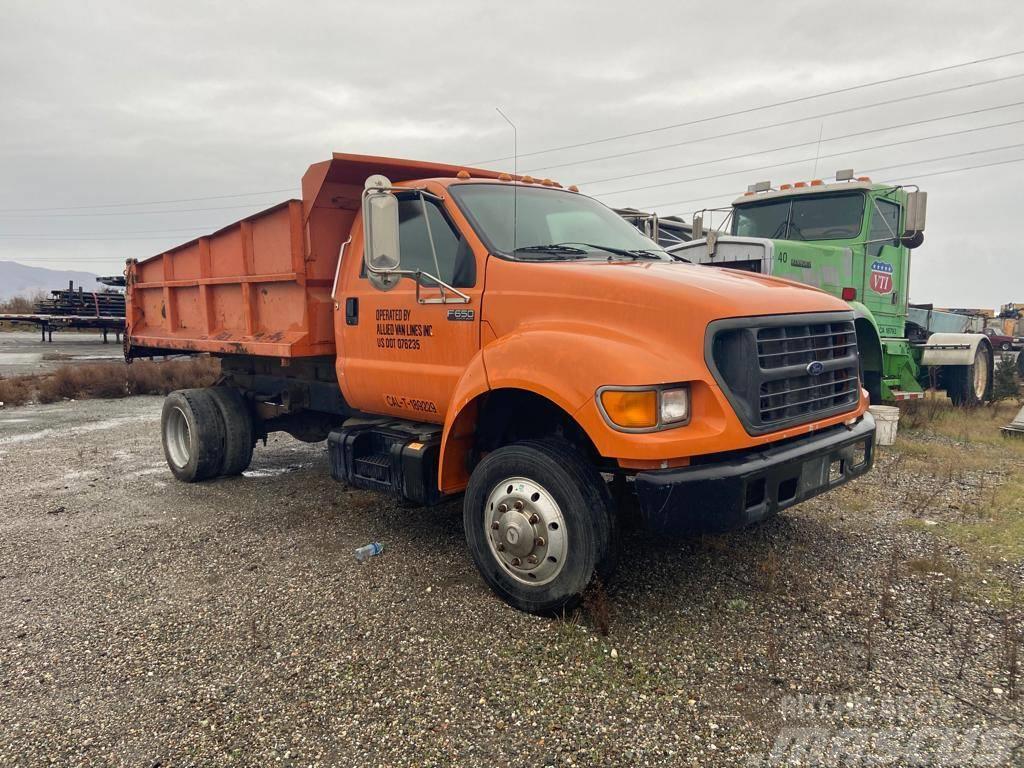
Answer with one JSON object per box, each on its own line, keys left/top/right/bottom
{"left": 708, "top": 314, "right": 860, "bottom": 434}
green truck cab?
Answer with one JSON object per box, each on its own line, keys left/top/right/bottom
{"left": 669, "top": 173, "right": 992, "bottom": 405}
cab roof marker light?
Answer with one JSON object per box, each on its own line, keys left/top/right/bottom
{"left": 794, "top": 181, "right": 808, "bottom": 188}
{"left": 856, "top": 176, "right": 872, "bottom": 182}
{"left": 810, "top": 179, "right": 824, "bottom": 186}
{"left": 521, "top": 175, "right": 535, "bottom": 184}
{"left": 498, "top": 173, "right": 512, "bottom": 182}
{"left": 780, "top": 183, "right": 793, "bottom": 190}
{"left": 836, "top": 169, "right": 855, "bottom": 181}
{"left": 456, "top": 170, "right": 471, "bottom": 179}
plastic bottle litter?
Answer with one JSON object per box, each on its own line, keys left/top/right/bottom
{"left": 354, "top": 542, "right": 384, "bottom": 563}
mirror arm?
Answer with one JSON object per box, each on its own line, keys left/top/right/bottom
{"left": 415, "top": 272, "right": 470, "bottom": 305}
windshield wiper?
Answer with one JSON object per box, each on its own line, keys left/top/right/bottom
{"left": 552, "top": 242, "right": 666, "bottom": 260}
{"left": 513, "top": 244, "right": 589, "bottom": 260}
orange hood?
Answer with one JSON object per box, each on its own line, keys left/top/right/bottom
{"left": 484, "top": 257, "right": 849, "bottom": 339}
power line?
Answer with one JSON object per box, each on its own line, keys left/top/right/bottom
{"left": 0, "top": 201, "right": 285, "bottom": 220}
{"left": 885, "top": 156, "right": 1024, "bottom": 182}
{"left": 592, "top": 119, "right": 1024, "bottom": 197}
{"left": 0, "top": 226, "right": 230, "bottom": 237}
{"left": 637, "top": 154, "right": 1024, "bottom": 213}
{"left": 4, "top": 158, "right": 1023, "bottom": 263}
{"left": 0, "top": 234, "right": 196, "bottom": 241}
{"left": 577, "top": 100, "right": 1024, "bottom": 187}
{"left": 470, "top": 49, "right": 1024, "bottom": 165}
{"left": 524, "top": 73, "right": 1024, "bottom": 175}
{"left": 0, "top": 188, "right": 297, "bottom": 213}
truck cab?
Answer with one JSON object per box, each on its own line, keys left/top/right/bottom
{"left": 128, "top": 154, "right": 875, "bottom": 614}
{"left": 671, "top": 173, "right": 992, "bottom": 405}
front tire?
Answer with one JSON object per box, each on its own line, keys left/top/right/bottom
{"left": 946, "top": 343, "right": 993, "bottom": 406}
{"left": 463, "top": 439, "right": 617, "bottom": 614}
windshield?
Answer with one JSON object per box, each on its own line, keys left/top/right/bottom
{"left": 450, "top": 183, "right": 669, "bottom": 260}
{"left": 732, "top": 192, "right": 864, "bottom": 241}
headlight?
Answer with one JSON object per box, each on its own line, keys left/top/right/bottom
{"left": 660, "top": 387, "right": 690, "bottom": 424}
{"left": 598, "top": 385, "right": 690, "bottom": 432}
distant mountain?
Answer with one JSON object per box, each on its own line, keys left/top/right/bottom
{"left": 0, "top": 260, "right": 100, "bottom": 302}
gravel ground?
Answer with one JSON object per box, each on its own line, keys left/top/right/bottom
{"left": 0, "top": 397, "right": 1022, "bottom": 767}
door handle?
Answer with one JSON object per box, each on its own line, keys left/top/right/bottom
{"left": 345, "top": 297, "right": 359, "bottom": 326}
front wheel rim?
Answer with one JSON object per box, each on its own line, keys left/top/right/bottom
{"left": 484, "top": 477, "right": 568, "bottom": 587}
{"left": 166, "top": 407, "right": 192, "bottom": 468}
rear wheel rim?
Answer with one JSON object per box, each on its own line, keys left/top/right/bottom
{"left": 974, "top": 348, "right": 990, "bottom": 400}
{"left": 166, "top": 407, "right": 191, "bottom": 468}
{"left": 484, "top": 476, "right": 567, "bottom": 587}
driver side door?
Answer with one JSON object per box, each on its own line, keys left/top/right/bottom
{"left": 339, "top": 190, "right": 483, "bottom": 423}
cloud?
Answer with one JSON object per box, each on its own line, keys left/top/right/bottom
{"left": 0, "top": 0, "right": 1022, "bottom": 307}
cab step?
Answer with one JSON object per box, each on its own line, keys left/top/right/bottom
{"left": 328, "top": 418, "right": 445, "bottom": 505}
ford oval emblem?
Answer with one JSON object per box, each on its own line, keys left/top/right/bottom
{"left": 806, "top": 361, "right": 825, "bottom": 376}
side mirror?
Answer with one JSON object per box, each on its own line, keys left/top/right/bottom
{"left": 903, "top": 191, "right": 927, "bottom": 237}
{"left": 691, "top": 214, "right": 704, "bottom": 240}
{"left": 362, "top": 174, "right": 401, "bottom": 274}
{"left": 901, "top": 231, "right": 925, "bottom": 249}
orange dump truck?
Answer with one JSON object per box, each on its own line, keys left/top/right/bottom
{"left": 127, "top": 152, "right": 875, "bottom": 613}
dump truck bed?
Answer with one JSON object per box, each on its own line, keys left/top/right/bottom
{"left": 127, "top": 199, "right": 336, "bottom": 357}
{"left": 126, "top": 153, "right": 503, "bottom": 359}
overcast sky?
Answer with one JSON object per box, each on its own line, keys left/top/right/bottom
{"left": 1, "top": 1, "right": 1023, "bottom": 308}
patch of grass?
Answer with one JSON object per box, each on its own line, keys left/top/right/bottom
{"left": 945, "top": 477, "right": 1024, "bottom": 563}
{"left": 0, "top": 357, "right": 219, "bottom": 406}
{"left": 900, "top": 398, "right": 1022, "bottom": 446}
{"left": 0, "top": 376, "right": 34, "bottom": 406}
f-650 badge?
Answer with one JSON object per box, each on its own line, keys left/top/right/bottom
{"left": 447, "top": 309, "right": 475, "bottom": 321}
{"left": 869, "top": 260, "right": 893, "bottom": 294}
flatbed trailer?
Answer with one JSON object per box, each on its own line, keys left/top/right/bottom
{"left": 127, "top": 152, "right": 875, "bottom": 613}
{"left": 0, "top": 313, "right": 124, "bottom": 343}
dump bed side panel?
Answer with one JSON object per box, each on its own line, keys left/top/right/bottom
{"left": 127, "top": 152, "right": 508, "bottom": 360}
{"left": 127, "top": 200, "right": 340, "bottom": 358}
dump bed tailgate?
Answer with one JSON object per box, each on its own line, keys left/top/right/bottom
{"left": 126, "top": 200, "right": 337, "bottom": 358}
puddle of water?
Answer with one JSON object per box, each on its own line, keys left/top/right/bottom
{"left": 0, "top": 414, "right": 158, "bottom": 446}
{"left": 242, "top": 465, "right": 305, "bottom": 478}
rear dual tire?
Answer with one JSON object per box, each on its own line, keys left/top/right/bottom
{"left": 161, "top": 387, "right": 254, "bottom": 482}
{"left": 945, "top": 343, "right": 993, "bottom": 406}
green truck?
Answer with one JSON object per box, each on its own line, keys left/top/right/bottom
{"left": 665, "top": 171, "right": 992, "bottom": 405}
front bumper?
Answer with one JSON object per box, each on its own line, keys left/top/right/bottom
{"left": 633, "top": 412, "right": 875, "bottom": 534}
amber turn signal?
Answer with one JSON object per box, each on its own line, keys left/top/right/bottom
{"left": 599, "top": 389, "right": 657, "bottom": 429}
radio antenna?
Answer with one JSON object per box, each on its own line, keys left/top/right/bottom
{"left": 495, "top": 107, "right": 518, "bottom": 255}
{"left": 812, "top": 122, "right": 824, "bottom": 178}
